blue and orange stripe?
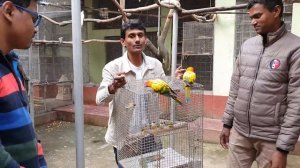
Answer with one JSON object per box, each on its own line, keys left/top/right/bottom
{"left": 0, "top": 53, "right": 40, "bottom": 168}
{"left": 0, "top": 73, "right": 25, "bottom": 98}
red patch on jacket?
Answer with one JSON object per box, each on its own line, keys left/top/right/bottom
{"left": 269, "top": 59, "right": 281, "bottom": 70}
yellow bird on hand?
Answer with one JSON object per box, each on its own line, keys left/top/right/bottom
{"left": 145, "top": 79, "right": 182, "bottom": 105}
{"left": 183, "top": 67, "right": 196, "bottom": 103}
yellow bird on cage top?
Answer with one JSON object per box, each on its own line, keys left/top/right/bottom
{"left": 183, "top": 67, "right": 196, "bottom": 103}
{"left": 144, "top": 79, "right": 182, "bottom": 105}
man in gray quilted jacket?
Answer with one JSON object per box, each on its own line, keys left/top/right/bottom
{"left": 219, "top": 0, "right": 300, "bottom": 168}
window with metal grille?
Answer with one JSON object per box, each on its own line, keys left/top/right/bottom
{"left": 182, "top": 22, "right": 214, "bottom": 91}
{"left": 179, "top": 1, "right": 215, "bottom": 91}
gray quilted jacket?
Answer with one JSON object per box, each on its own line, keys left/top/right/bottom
{"left": 223, "top": 23, "right": 300, "bottom": 152}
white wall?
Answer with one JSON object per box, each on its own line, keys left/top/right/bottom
{"left": 213, "top": 0, "right": 236, "bottom": 96}
{"left": 292, "top": 3, "right": 300, "bottom": 36}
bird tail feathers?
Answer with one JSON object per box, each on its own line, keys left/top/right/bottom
{"left": 170, "top": 94, "right": 183, "bottom": 105}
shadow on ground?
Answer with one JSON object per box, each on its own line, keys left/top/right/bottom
{"left": 36, "top": 121, "right": 300, "bottom": 168}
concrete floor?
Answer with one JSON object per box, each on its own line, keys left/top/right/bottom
{"left": 36, "top": 121, "right": 300, "bottom": 168}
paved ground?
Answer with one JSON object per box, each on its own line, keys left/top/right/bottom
{"left": 36, "top": 121, "right": 300, "bottom": 168}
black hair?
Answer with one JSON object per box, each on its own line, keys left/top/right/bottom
{"left": 247, "top": 0, "right": 283, "bottom": 17}
{"left": 0, "top": 0, "right": 38, "bottom": 8}
{"left": 120, "top": 19, "right": 146, "bottom": 39}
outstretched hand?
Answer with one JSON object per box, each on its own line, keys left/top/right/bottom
{"left": 108, "top": 72, "right": 126, "bottom": 94}
{"left": 175, "top": 66, "right": 186, "bottom": 79}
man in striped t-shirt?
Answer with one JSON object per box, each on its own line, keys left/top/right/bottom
{"left": 0, "top": 0, "right": 44, "bottom": 167}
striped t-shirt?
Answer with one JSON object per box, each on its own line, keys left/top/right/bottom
{"left": 0, "top": 52, "right": 39, "bottom": 168}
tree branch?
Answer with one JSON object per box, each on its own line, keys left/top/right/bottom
{"left": 84, "top": 15, "right": 124, "bottom": 23}
{"left": 161, "top": 9, "right": 173, "bottom": 42}
{"left": 37, "top": 1, "right": 249, "bottom": 71}
{"left": 191, "top": 14, "right": 217, "bottom": 23}
{"left": 146, "top": 40, "right": 159, "bottom": 57}
{"left": 42, "top": 15, "right": 72, "bottom": 26}
{"left": 123, "top": 4, "right": 159, "bottom": 13}
{"left": 42, "top": 14, "right": 132, "bottom": 26}
{"left": 111, "top": 0, "right": 128, "bottom": 22}
{"left": 32, "top": 39, "right": 120, "bottom": 46}
{"left": 157, "top": 9, "right": 174, "bottom": 72}
{"left": 182, "top": 3, "right": 248, "bottom": 14}
{"left": 155, "top": 0, "right": 182, "bottom": 11}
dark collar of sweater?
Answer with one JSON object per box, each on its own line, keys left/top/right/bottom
{"left": 261, "top": 22, "right": 287, "bottom": 47}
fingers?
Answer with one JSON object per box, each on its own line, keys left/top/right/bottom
{"left": 108, "top": 73, "right": 127, "bottom": 94}
{"left": 114, "top": 73, "right": 126, "bottom": 83}
{"left": 225, "top": 135, "right": 229, "bottom": 149}
{"left": 220, "top": 136, "right": 226, "bottom": 149}
{"left": 219, "top": 127, "right": 231, "bottom": 149}
{"left": 175, "top": 66, "right": 186, "bottom": 79}
{"left": 176, "top": 66, "right": 186, "bottom": 73}
{"left": 114, "top": 72, "right": 126, "bottom": 80}
{"left": 113, "top": 73, "right": 126, "bottom": 88}
{"left": 176, "top": 65, "right": 182, "bottom": 70}
{"left": 113, "top": 79, "right": 126, "bottom": 88}
{"left": 219, "top": 134, "right": 229, "bottom": 149}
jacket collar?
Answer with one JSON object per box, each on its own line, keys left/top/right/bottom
{"left": 0, "top": 50, "right": 6, "bottom": 64}
{"left": 7, "top": 51, "right": 19, "bottom": 61}
{"left": 263, "top": 22, "right": 286, "bottom": 47}
{"left": 121, "top": 51, "right": 155, "bottom": 73}
{"left": 0, "top": 50, "right": 18, "bottom": 64}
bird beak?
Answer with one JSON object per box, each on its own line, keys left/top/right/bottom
{"left": 144, "top": 81, "right": 149, "bottom": 87}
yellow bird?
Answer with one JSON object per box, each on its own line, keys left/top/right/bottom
{"left": 183, "top": 67, "right": 196, "bottom": 103}
{"left": 145, "top": 79, "right": 182, "bottom": 105}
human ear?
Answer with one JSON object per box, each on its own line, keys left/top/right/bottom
{"left": 273, "top": 5, "right": 282, "bottom": 18}
{"left": 120, "top": 38, "right": 126, "bottom": 47}
{"left": 1, "top": 1, "right": 15, "bottom": 23}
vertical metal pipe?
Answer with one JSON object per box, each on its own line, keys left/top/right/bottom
{"left": 170, "top": 8, "right": 179, "bottom": 148}
{"left": 171, "top": 10, "right": 178, "bottom": 121}
{"left": 157, "top": 5, "right": 161, "bottom": 55}
{"left": 171, "top": 10, "right": 178, "bottom": 77}
{"left": 158, "top": 6, "right": 161, "bottom": 35}
{"left": 28, "top": 47, "right": 34, "bottom": 125}
{"left": 120, "top": 0, "right": 126, "bottom": 54}
{"left": 71, "top": 0, "right": 84, "bottom": 167}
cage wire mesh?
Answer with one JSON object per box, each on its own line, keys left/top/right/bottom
{"left": 15, "top": 0, "right": 90, "bottom": 116}
{"left": 114, "top": 76, "right": 203, "bottom": 168}
{"left": 181, "top": 22, "right": 214, "bottom": 91}
{"left": 29, "top": 0, "right": 74, "bottom": 116}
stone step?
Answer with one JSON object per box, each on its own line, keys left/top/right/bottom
{"left": 53, "top": 104, "right": 109, "bottom": 127}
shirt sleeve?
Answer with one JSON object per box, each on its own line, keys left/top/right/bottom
{"left": 95, "top": 64, "right": 115, "bottom": 105}
{"left": 0, "top": 143, "right": 20, "bottom": 168}
{"left": 222, "top": 52, "right": 241, "bottom": 128}
{"left": 276, "top": 48, "right": 300, "bottom": 151}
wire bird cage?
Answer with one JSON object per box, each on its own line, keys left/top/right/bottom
{"left": 114, "top": 76, "right": 204, "bottom": 168}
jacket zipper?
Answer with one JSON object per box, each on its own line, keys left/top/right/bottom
{"left": 246, "top": 47, "right": 265, "bottom": 136}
